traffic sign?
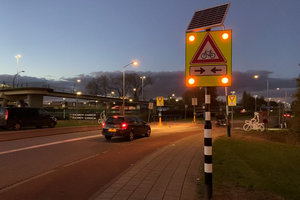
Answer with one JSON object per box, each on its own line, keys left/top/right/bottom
{"left": 192, "top": 98, "right": 198, "bottom": 106}
{"left": 156, "top": 96, "right": 164, "bottom": 107}
{"left": 186, "top": 30, "right": 232, "bottom": 87}
{"left": 148, "top": 102, "right": 154, "bottom": 110}
{"left": 190, "top": 65, "right": 226, "bottom": 76}
{"left": 190, "top": 33, "right": 226, "bottom": 64}
{"left": 228, "top": 95, "right": 236, "bottom": 106}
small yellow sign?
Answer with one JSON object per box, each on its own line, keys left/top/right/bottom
{"left": 156, "top": 96, "right": 164, "bottom": 107}
{"left": 186, "top": 30, "right": 232, "bottom": 87}
{"left": 228, "top": 95, "right": 236, "bottom": 106}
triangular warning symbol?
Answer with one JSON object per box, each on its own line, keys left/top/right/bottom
{"left": 230, "top": 96, "right": 235, "bottom": 101}
{"left": 190, "top": 33, "right": 227, "bottom": 64}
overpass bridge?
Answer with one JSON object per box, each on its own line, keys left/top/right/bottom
{"left": 0, "top": 87, "right": 145, "bottom": 108}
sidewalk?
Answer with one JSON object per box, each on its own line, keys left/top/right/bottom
{"left": 93, "top": 134, "right": 203, "bottom": 200}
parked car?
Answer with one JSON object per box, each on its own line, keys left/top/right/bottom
{"left": 0, "top": 107, "right": 57, "bottom": 130}
{"left": 102, "top": 116, "right": 151, "bottom": 141}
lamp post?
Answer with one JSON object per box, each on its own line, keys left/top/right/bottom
{"left": 254, "top": 74, "right": 270, "bottom": 128}
{"left": 76, "top": 91, "right": 82, "bottom": 120}
{"left": 73, "top": 79, "right": 81, "bottom": 93}
{"left": 13, "top": 70, "right": 25, "bottom": 88}
{"left": 14, "top": 54, "right": 22, "bottom": 87}
{"left": 140, "top": 76, "right": 146, "bottom": 101}
{"left": 230, "top": 91, "right": 235, "bottom": 129}
{"left": 254, "top": 95, "right": 258, "bottom": 112}
{"left": 122, "top": 61, "right": 138, "bottom": 115}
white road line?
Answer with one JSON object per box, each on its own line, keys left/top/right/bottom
{"left": 62, "top": 154, "right": 100, "bottom": 168}
{"left": 0, "top": 169, "right": 56, "bottom": 193}
{"left": 0, "top": 135, "right": 102, "bottom": 156}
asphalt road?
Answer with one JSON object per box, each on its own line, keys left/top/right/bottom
{"left": 0, "top": 123, "right": 202, "bottom": 200}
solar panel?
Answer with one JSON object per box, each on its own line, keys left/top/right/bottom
{"left": 186, "top": 3, "right": 230, "bottom": 32}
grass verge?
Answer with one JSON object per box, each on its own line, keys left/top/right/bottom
{"left": 211, "top": 134, "right": 300, "bottom": 199}
{"left": 56, "top": 120, "right": 99, "bottom": 127}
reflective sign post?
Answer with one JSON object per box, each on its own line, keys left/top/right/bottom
{"left": 204, "top": 87, "right": 212, "bottom": 199}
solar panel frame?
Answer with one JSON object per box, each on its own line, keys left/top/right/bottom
{"left": 186, "top": 3, "right": 230, "bottom": 32}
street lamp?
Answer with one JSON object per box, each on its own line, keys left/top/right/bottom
{"left": 254, "top": 95, "right": 258, "bottom": 112}
{"left": 14, "top": 54, "right": 22, "bottom": 87}
{"left": 140, "top": 76, "right": 146, "bottom": 101}
{"left": 122, "top": 60, "right": 139, "bottom": 115}
{"left": 73, "top": 79, "right": 81, "bottom": 93}
{"left": 76, "top": 91, "right": 82, "bottom": 120}
{"left": 13, "top": 70, "right": 25, "bottom": 88}
{"left": 111, "top": 91, "right": 115, "bottom": 98}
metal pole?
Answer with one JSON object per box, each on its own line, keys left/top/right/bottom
{"left": 278, "top": 102, "right": 281, "bottom": 128}
{"left": 142, "top": 78, "right": 144, "bottom": 101}
{"left": 204, "top": 87, "right": 212, "bottom": 199}
{"left": 193, "top": 105, "right": 196, "bottom": 123}
{"left": 255, "top": 96, "right": 257, "bottom": 112}
{"left": 122, "top": 70, "right": 125, "bottom": 116}
{"left": 225, "top": 87, "right": 230, "bottom": 137}
{"left": 267, "top": 80, "right": 269, "bottom": 130}
{"left": 231, "top": 106, "right": 234, "bottom": 129}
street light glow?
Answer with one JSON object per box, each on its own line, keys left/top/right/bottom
{"left": 76, "top": 91, "right": 82, "bottom": 95}
{"left": 15, "top": 54, "right": 22, "bottom": 59}
{"left": 132, "top": 61, "right": 138, "bottom": 66}
{"left": 253, "top": 75, "right": 259, "bottom": 79}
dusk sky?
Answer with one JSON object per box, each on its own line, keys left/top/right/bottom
{"left": 0, "top": 0, "right": 299, "bottom": 80}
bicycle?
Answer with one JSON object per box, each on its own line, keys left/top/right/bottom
{"left": 201, "top": 50, "right": 216, "bottom": 59}
{"left": 97, "top": 111, "right": 107, "bottom": 125}
{"left": 243, "top": 112, "right": 265, "bottom": 132}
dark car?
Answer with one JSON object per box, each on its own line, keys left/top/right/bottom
{"left": 102, "top": 116, "right": 151, "bottom": 141}
{"left": 0, "top": 107, "right": 57, "bottom": 130}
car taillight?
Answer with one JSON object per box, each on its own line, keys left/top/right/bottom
{"left": 102, "top": 122, "right": 106, "bottom": 128}
{"left": 121, "top": 123, "right": 128, "bottom": 130}
{"left": 5, "top": 110, "right": 8, "bottom": 121}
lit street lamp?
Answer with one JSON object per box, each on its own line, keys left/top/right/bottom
{"left": 73, "top": 79, "right": 81, "bottom": 93}
{"left": 14, "top": 54, "right": 22, "bottom": 87}
{"left": 13, "top": 70, "right": 25, "bottom": 88}
{"left": 254, "top": 95, "right": 258, "bottom": 112}
{"left": 140, "top": 76, "right": 146, "bottom": 101}
{"left": 76, "top": 91, "right": 82, "bottom": 120}
{"left": 122, "top": 61, "right": 138, "bottom": 115}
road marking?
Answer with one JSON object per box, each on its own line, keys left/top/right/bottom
{"left": 0, "top": 135, "right": 102, "bottom": 156}
{"left": 0, "top": 169, "right": 56, "bottom": 193}
{"left": 63, "top": 153, "right": 100, "bottom": 168}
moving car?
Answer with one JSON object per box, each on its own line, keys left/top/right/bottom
{"left": 0, "top": 107, "right": 57, "bottom": 130}
{"left": 102, "top": 116, "right": 151, "bottom": 141}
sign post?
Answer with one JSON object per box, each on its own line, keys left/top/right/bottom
{"left": 156, "top": 97, "right": 164, "bottom": 126}
{"left": 148, "top": 102, "right": 153, "bottom": 123}
{"left": 185, "top": 4, "right": 231, "bottom": 199}
{"left": 192, "top": 98, "right": 198, "bottom": 123}
{"left": 228, "top": 95, "right": 236, "bottom": 129}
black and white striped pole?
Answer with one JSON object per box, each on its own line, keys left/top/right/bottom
{"left": 204, "top": 87, "right": 212, "bottom": 199}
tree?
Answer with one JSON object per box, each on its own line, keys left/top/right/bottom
{"left": 96, "top": 75, "right": 110, "bottom": 97}
{"left": 240, "top": 91, "right": 267, "bottom": 112}
{"left": 85, "top": 78, "right": 99, "bottom": 95}
{"left": 292, "top": 78, "right": 300, "bottom": 132}
{"left": 85, "top": 75, "right": 110, "bottom": 96}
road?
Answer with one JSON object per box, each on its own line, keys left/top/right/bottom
{"left": 0, "top": 123, "right": 202, "bottom": 200}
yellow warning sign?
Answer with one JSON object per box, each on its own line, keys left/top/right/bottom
{"left": 186, "top": 30, "right": 232, "bottom": 87}
{"left": 228, "top": 95, "right": 236, "bottom": 106}
{"left": 156, "top": 96, "right": 164, "bottom": 107}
